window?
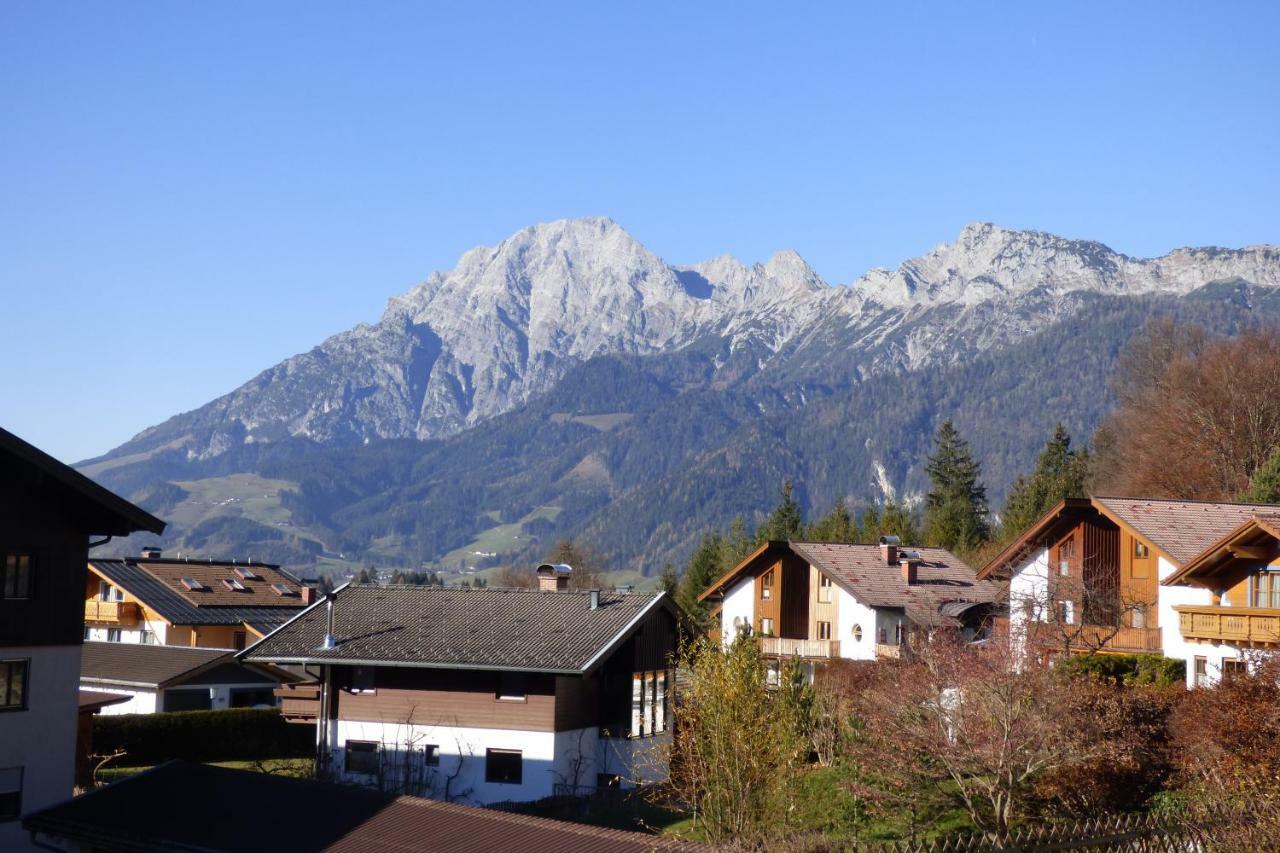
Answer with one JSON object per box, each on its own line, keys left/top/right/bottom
{"left": 1134, "top": 541, "right": 1150, "bottom": 559}
{"left": 345, "top": 741, "right": 380, "bottom": 775}
{"left": 140, "top": 629, "right": 158, "bottom": 645}
{"left": 232, "top": 631, "right": 247, "bottom": 651}
{"left": 270, "top": 582, "right": 297, "bottom": 597}
{"left": 1131, "top": 606, "right": 1147, "bottom": 629}
{"left": 0, "top": 767, "right": 21, "bottom": 822}
{"left": 485, "top": 749, "right": 522, "bottom": 784}
{"left": 851, "top": 624, "right": 863, "bottom": 642}
{"left": 1057, "top": 600, "right": 1075, "bottom": 625}
{"left": 630, "top": 670, "right": 670, "bottom": 737}
{"left": 106, "top": 628, "right": 122, "bottom": 643}
{"left": 1, "top": 554, "right": 31, "bottom": 600}
{"left": 1193, "top": 656, "right": 1209, "bottom": 689}
{"left": 817, "top": 621, "right": 832, "bottom": 640}
{"left": 496, "top": 672, "right": 526, "bottom": 701}
{"left": 0, "top": 661, "right": 28, "bottom": 711}
{"left": 760, "top": 570, "right": 774, "bottom": 600}
{"left": 351, "top": 667, "right": 376, "bottom": 694}
{"left": 597, "top": 772, "right": 621, "bottom": 789}
{"left": 424, "top": 744, "right": 440, "bottom": 767}
{"left": 1223, "top": 659, "right": 1247, "bottom": 681}
{"left": 222, "top": 578, "right": 247, "bottom": 592}
{"left": 818, "top": 574, "right": 833, "bottom": 603}
{"left": 233, "top": 567, "right": 262, "bottom": 581}
{"left": 1059, "top": 537, "right": 1074, "bottom": 576}
{"left": 181, "top": 577, "right": 206, "bottom": 591}
{"left": 759, "top": 617, "right": 774, "bottom": 636}
{"left": 1251, "top": 573, "right": 1280, "bottom": 609}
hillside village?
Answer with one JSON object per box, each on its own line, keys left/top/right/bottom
{"left": 4, "top": 321, "right": 1280, "bottom": 851}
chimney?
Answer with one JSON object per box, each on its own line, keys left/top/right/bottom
{"left": 141, "top": 546, "right": 162, "bottom": 559}
{"left": 878, "top": 535, "right": 900, "bottom": 566}
{"left": 301, "top": 586, "right": 316, "bottom": 605}
{"left": 899, "top": 549, "right": 921, "bottom": 585}
{"left": 320, "top": 593, "right": 337, "bottom": 650}
{"left": 589, "top": 589, "right": 600, "bottom": 610}
{"left": 536, "top": 563, "right": 572, "bottom": 592}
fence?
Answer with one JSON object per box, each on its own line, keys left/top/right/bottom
{"left": 862, "top": 812, "right": 1204, "bottom": 853}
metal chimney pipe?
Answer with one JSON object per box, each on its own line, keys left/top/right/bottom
{"left": 589, "top": 589, "right": 600, "bottom": 610}
{"left": 321, "top": 594, "right": 337, "bottom": 650}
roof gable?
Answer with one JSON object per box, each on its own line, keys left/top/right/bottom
{"left": 1094, "top": 496, "right": 1280, "bottom": 567}
{"left": 89, "top": 558, "right": 306, "bottom": 627}
{"left": 0, "top": 426, "right": 164, "bottom": 536}
{"left": 1163, "top": 513, "right": 1280, "bottom": 587}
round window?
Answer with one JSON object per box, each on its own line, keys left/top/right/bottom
{"left": 851, "top": 624, "right": 863, "bottom": 642}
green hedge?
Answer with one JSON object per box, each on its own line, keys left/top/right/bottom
{"left": 94, "top": 708, "right": 315, "bottom": 765}
{"left": 1058, "top": 653, "right": 1185, "bottom": 687}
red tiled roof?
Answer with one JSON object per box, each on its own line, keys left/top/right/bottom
{"left": 789, "top": 542, "right": 997, "bottom": 627}
{"left": 1094, "top": 496, "right": 1280, "bottom": 566}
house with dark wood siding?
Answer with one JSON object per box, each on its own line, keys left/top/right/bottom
{"left": 242, "top": 566, "right": 678, "bottom": 805}
{"left": 0, "top": 427, "right": 163, "bottom": 853}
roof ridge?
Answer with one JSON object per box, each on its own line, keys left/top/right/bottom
{"left": 1095, "top": 494, "right": 1280, "bottom": 509}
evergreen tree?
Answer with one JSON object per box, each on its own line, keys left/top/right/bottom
{"left": 722, "top": 516, "right": 754, "bottom": 567}
{"left": 659, "top": 562, "right": 679, "bottom": 597}
{"left": 756, "top": 479, "right": 805, "bottom": 543}
{"left": 878, "top": 499, "right": 921, "bottom": 545}
{"left": 923, "top": 420, "right": 990, "bottom": 552}
{"left": 1000, "top": 424, "right": 1092, "bottom": 539}
{"left": 1244, "top": 445, "right": 1280, "bottom": 504}
{"left": 678, "top": 530, "right": 727, "bottom": 619}
{"left": 808, "top": 498, "right": 856, "bottom": 543}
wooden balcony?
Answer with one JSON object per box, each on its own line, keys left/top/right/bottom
{"left": 875, "top": 643, "right": 901, "bottom": 659}
{"left": 84, "top": 599, "right": 141, "bottom": 626}
{"left": 275, "top": 683, "right": 320, "bottom": 723}
{"left": 1028, "top": 623, "right": 1162, "bottom": 653}
{"left": 758, "top": 637, "right": 841, "bottom": 659}
{"left": 1176, "top": 605, "right": 1280, "bottom": 647}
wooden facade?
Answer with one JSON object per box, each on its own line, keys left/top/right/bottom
{"left": 752, "top": 552, "right": 810, "bottom": 639}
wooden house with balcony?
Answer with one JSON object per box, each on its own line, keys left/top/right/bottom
{"left": 1162, "top": 513, "right": 1280, "bottom": 686}
{"left": 698, "top": 538, "right": 996, "bottom": 671}
{"left": 84, "top": 550, "right": 313, "bottom": 649}
{"left": 978, "top": 496, "right": 1280, "bottom": 685}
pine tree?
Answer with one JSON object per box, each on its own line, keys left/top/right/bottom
{"left": 1000, "top": 424, "right": 1092, "bottom": 539}
{"left": 678, "top": 531, "right": 727, "bottom": 619}
{"left": 1244, "top": 445, "right": 1280, "bottom": 504}
{"left": 659, "top": 562, "right": 679, "bottom": 597}
{"left": 808, "top": 498, "right": 856, "bottom": 543}
{"left": 722, "top": 516, "right": 754, "bottom": 568}
{"left": 923, "top": 420, "right": 990, "bottom": 552}
{"left": 756, "top": 480, "right": 805, "bottom": 543}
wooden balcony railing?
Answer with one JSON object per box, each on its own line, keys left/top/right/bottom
{"left": 758, "top": 637, "right": 841, "bottom": 659}
{"left": 1027, "top": 622, "right": 1162, "bottom": 653}
{"left": 84, "top": 599, "right": 141, "bottom": 626}
{"left": 875, "top": 643, "right": 902, "bottom": 659}
{"left": 274, "top": 683, "right": 320, "bottom": 723}
{"left": 1176, "top": 605, "right": 1280, "bottom": 647}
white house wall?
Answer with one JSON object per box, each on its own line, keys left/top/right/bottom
{"left": 328, "top": 719, "right": 663, "bottom": 805}
{"left": 835, "top": 587, "right": 877, "bottom": 660}
{"left": 720, "top": 576, "right": 754, "bottom": 646}
{"left": 0, "top": 645, "right": 80, "bottom": 853}
{"left": 1008, "top": 546, "right": 1050, "bottom": 651}
{"left": 84, "top": 615, "right": 167, "bottom": 646}
{"left": 1158, "top": 555, "right": 1243, "bottom": 688}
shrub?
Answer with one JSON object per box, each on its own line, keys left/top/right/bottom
{"left": 1056, "top": 653, "right": 1183, "bottom": 687}
{"left": 94, "top": 708, "right": 314, "bottom": 766}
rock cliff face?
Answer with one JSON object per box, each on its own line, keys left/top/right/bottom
{"left": 88, "top": 218, "right": 1279, "bottom": 470}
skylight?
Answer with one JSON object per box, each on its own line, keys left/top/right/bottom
{"left": 270, "top": 582, "right": 297, "bottom": 597}
{"left": 234, "top": 567, "right": 262, "bottom": 581}
{"left": 222, "top": 578, "right": 247, "bottom": 592}
{"left": 181, "top": 577, "right": 206, "bottom": 591}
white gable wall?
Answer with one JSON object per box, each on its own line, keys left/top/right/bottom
{"left": 836, "top": 586, "right": 877, "bottom": 660}
{"left": 720, "top": 576, "right": 754, "bottom": 647}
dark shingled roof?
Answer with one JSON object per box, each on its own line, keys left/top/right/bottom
{"left": 80, "top": 641, "right": 234, "bottom": 688}
{"left": 245, "top": 585, "right": 670, "bottom": 674}
{"left": 1095, "top": 496, "right": 1280, "bottom": 566}
{"left": 24, "top": 761, "right": 699, "bottom": 852}
{"left": 89, "top": 559, "right": 303, "bottom": 627}
{"left": 788, "top": 542, "right": 997, "bottom": 627}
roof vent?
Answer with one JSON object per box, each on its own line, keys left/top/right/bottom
{"left": 319, "top": 594, "right": 337, "bottom": 650}
{"left": 536, "top": 563, "right": 572, "bottom": 592}
{"left": 141, "top": 547, "right": 163, "bottom": 559}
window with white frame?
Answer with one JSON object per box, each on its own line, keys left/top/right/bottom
{"left": 630, "top": 670, "right": 670, "bottom": 737}
{"left": 0, "top": 767, "right": 21, "bottom": 822}
{"left": 817, "top": 573, "right": 833, "bottom": 603}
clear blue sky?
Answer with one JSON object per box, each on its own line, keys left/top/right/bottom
{"left": 3, "top": 2, "right": 1277, "bottom": 463}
